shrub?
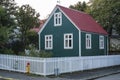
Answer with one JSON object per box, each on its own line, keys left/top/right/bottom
{"left": 39, "top": 50, "right": 53, "bottom": 58}
{"left": 25, "top": 45, "right": 53, "bottom": 57}
{"left": 3, "top": 48, "right": 14, "bottom": 54}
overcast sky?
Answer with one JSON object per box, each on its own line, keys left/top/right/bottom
{"left": 15, "top": 0, "right": 89, "bottom": 19}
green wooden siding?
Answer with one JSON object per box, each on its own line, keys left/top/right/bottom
{"left": 40, "top": 9, "right": 79, "bottom": 57}
{"left": 81, "top": 32, "right": 108, "bottom": 56}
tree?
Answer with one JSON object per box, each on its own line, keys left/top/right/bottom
{"left": 69, "top": 1, "right": 87, "bottom": 12}
{"left": 0, "top": 0, "right": 17, "bottom": 27}
{"left": 0, "top": 0, "right": 17, "bottom": 53}
{"left": 88, "top": 0, "right": 120, "bottom": 36}
{"left": 26, "top": 31, "right": 39, "bottom": 49}
{"left": 16, "top": 4, "right": 40, "bottom": 50}
{"left": 0, "top": 27, "right": 8, "bottom": 50}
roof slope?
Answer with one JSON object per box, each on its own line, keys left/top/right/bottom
{"left": 58, "top": 5, "right": 108, "bottom": 35}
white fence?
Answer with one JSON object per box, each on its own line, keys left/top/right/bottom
{"left": 0, "top": 54, "right": 120, "bottom": 76}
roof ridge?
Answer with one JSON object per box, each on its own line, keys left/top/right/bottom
{"left": 57, "top": 5, "right": 87, "bottom": 15}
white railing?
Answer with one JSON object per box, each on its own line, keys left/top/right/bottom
{"left": 0, "top": 54, "right": 120, "bottom": 76}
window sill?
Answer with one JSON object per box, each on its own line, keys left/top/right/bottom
{"left": 64, "top": 47, "right": 73, "bottom": 49}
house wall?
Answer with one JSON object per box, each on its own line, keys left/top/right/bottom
{"left": 81, "top": 32, "right": 108, "bottom": 56}
{"left": 40, "top": 9, "right": 79, "bottom": 57}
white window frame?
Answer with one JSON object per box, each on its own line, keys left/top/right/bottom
{"left": 86, "top": 34, "right": 91, "bottom": 49}
{"left": 45, "top": 35, "right": 53, "bottom": 50}
{"left": 54, "top": 12, "right": 62, "bottom": 26}
{"left": 64, "top": 33, "right": 73, "bottom": 49}
{"left": 99, "top": 36, "right": 104, "bottom": 49}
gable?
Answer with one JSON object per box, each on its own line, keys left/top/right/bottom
{"left": 38, "top": 5, "right": 80, "bottom": 34}
{"left": 40, "top": 8, "right": 79, "bottom": 34}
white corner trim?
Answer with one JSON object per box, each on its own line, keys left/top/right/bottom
{"left": 79, "top": 31, "right": 81, "bottom": 56}
{"left": 107, "top": 36, "right": 109, "bottom": 55}
{"left": 39, "top": 34, "right": 41, "bottom": 51}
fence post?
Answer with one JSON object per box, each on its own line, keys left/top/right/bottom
{"left": 81, "top": 57, "right": 84, "bottom": 71}
{"left": 43, "top": 58, "right": 46, "bottom": 76}
{"left": 69, "top": 58, "right": 72, "bottom": 73}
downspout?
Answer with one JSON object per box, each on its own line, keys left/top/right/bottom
{"left": 38, "top": 33, "right": 41, "bottom": 51}
{"left": 107, "top": 35, "right": 109, "bottom": 55}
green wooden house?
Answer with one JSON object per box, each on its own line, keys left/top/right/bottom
{"left": 38, "top": 5, "right": 108, "bottom": 57}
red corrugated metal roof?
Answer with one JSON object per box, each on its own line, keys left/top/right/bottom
{"left": 58, "top": 5, "right": 108, "bottom": 35}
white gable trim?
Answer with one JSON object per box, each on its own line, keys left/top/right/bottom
{"left": 39, "top": 34, "right": 40, "bottom": 51}
{"left": 58, "top": 7, "right": 80, "bottom": 31}
{"left": 38, "top": 6, "right": 58, "bottom": 34}
{"left": 79, "top": 31, "right": 81, "bottom": 56}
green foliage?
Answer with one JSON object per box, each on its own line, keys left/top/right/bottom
{"left": 26, "top": 31, "right": 38, "bottom": 48}
{"left": 25, "top": 45, "right": 53, "bottom": 58}
{"left": 69, "top": 1, "right": 87, "bottom": 12}
{"left": 0, "top": 0, "right": 17, "bottom": 27}
{"left": 0, "top": 27, "right": 8, "bottom": 43}
{"left": 39, "top": 50, "right": 53, "bottom": 58}
{"left": 3, "top": 48, "right": 14, "bottom": 54}
{"left": 110, "top": 43, "right": 120, "bottom": 52}
{"left": 0, "top": 27, "right": 9, "bottom": 52}
{"left": 29, "top": 50, "right": 53, "bottom": 58}
{"left": 11, "top": 40, "right": 24, "bottom": 55}
{"left": 69, "top": 0, "right": 120, "bottom": 36}
{"left": 0, "top": 0, "right": 17, "bottom": 54}
{"left": 16, "top": 4, "right": 40, "bottom": 50}
{"left": 88, "top": 0, "right": 120, "bottom": 36}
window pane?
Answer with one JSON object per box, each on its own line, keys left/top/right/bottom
{"left": 46, "top": 41, "right": 48, "bottom": 48}
{"left": 49, "top": 36, "right": 51, "bottom": 39}
{"left": 69, "top": 35, "right": 71, "bottom": 38}
{"left": 65, "top": 35, "right": 68, "bottom": 38}
{"left": 58, "top": 18, "right": 61, "bottom": 24}
{"left": 69, "top": 39, "right": 71, "bottom": 47}
{"left": 65, "top": 40, "right": 68, "bottom": 47}
{"left": 46, "top": 37, "right": 48, "bottom": 40}
{"left": 49, "top": 41, "right": 51, "bottom": 47}
{"left": 87, "top": 35, "right": 89, "bottom": 38}
{"left": 56, "top": 14, "right": 58, "bottom": 17}
{"left": 56, "top": 18, "right": 57, "bottom": 24}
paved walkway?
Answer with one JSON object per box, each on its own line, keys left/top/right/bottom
{"left": 0, "top": 65, "right": 120, "bottom": 80}
{"left": 95, "top": 73, "right": 120, "bottom": 80}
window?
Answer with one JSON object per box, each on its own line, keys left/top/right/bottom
{"left": 54, "top": 12, "right": 62, "bottom": 26}
{"left": 45, "top": 35, "right": 53, "bottom": 49}
{"left": 64, "top": 33, "right": 73, "bottom": 49}
{"left": 86, "top": 34, "right": 91, "bottom": 49}
{"left": 99, "top": 36, "right": 104, "bottom": 49}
